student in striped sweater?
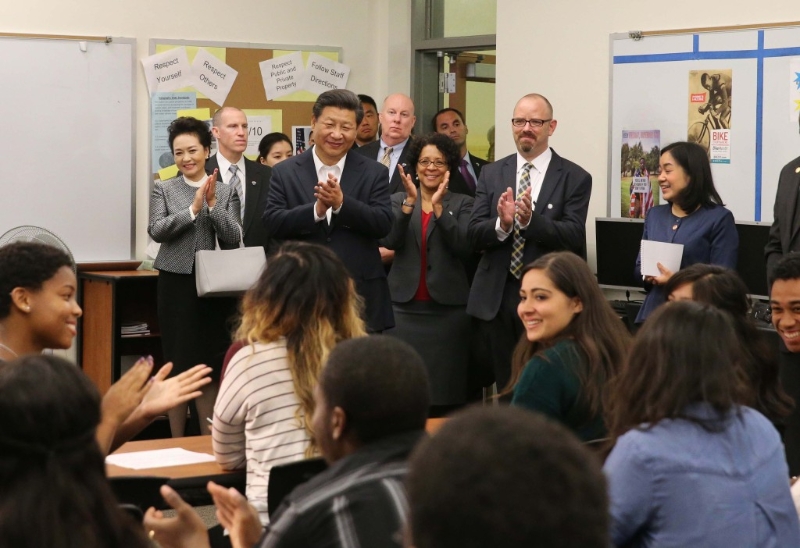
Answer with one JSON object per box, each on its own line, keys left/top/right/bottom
{"left": 212, "top": 241, "right": 367, "bottom": 525}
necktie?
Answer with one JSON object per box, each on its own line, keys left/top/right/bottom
{"left": 380, "top": 147, "right": 393, "bottom": 167}
{"left": 229, "top": 164, "right": 244, "bottom": 220}
{"left": 509, "top": 163, "right": 533, "bottom": 279}
{"left": 459, "top": 158, "right": 476, "bottom": 192}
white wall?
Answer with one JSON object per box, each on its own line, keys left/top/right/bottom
{"left": 496, "top": 0, "right": 799, "bottom": 269}
{"left": 3, "top": 0, "right": 410, "bottom": 258}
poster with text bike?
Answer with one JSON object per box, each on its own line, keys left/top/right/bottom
{"left": 688, "top": 69, "right": 732, "bottom": 164}
{"left": 620, "top": 130, "right": 660, "bottom": 219}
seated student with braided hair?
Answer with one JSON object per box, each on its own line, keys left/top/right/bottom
{"left": 0, "top": 354, "right": 152, "bottom": 548}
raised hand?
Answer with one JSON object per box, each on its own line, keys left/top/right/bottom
{"left": 138, "top": 363, "right": 213, "bottom": 420}
{"left": 208, "top": 481, "right": 264, "bottom": 548}
{"left": 497, "top": 187, "right": 516, "bottom": 233}
{"left": 398, "top": 164, "right": 417, "bottom": 206}
{"left": 205, "top": 169, "right": 218, "bottom": 209}
{"left": 144, "top": 485, "right": 211, "bottom": 548}
{"left": 515, "top": 186, "right": 533, "bottom": 226}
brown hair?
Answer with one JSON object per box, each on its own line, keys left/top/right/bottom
{"left": 503, "top": 252, "right": 631, "bottom": 419}
{"left": 665, "top": 264, "right": 793, "bottom": 421}
{"left": 235, "top": 242, "right": 366, "bottom": 455}
{"left": 607, "top": 301, "right": 746, "bottom": 440}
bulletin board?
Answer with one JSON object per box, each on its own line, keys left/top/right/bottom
{"left": 608, "top": 23, "right": 800, "bottom": 223}
{"left": 147, "top": 39, "right": 343, "bottom": 180}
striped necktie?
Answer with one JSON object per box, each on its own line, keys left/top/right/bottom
{"left": 509, "top": 163, "right": 533, "bottom": 279}
{"left": 380, "top": 147, "right": 393, "bottom": 167}
{"left": 229, "top": 164, "right": 244, "bottom": 220}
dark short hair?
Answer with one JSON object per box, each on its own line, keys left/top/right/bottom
{"left": 357, "top": 94, "right": 378, "bottom": 112}
{"left": 319, "top": 336, "right": 429, "bottom": 444}
{"left": 772, "top": 253, "right": 800, "bottom": 285}
{"left": 0, "top": 355, "right": 149, "bottom": 547}
{"left": 664, "top": 264, "right": 745, "bottom": 312}
{"left": 406, "top": 132, "right": 462, "bottom": 173}
{"left": 167, "top": 116, "right": 212, "bottom": 153}
{"left": 0, "top": 242, "right": 73, "bottom": 319}
{"left": 257, "top": 132, "right": 292, "bottom": 161}
{"left": 312, "top": 89, "right": 364, "bottom": 126}
{"left": 407, "top": 407, "right": 609, "bottom": 548}
{"left": 660, "top": 141, "right": 724, "bottom": 212}
{"left": 431, "top": 107, "right": 466, "bottom": 131}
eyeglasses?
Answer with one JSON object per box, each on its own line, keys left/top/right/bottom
{"left": 418, "top": 159, "right": 447, "bottom": 168}
{"left": 511, "top": 118, "right": 552, "bottom": 128}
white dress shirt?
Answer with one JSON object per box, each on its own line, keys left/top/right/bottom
{"left": 311, "top": 145, "right": 346, "bottom": 223}
{"left": 496, "top": 147, "right": 553, "bottom": 241}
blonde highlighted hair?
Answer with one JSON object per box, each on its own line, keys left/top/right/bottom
{"left": 235, "top": 242, "right": 366, "bottom": 455}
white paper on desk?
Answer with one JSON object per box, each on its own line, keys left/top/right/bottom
{"left": 106, "top": 448, "right": 215, "bottom": 470}
{"left": 640, "top": 240, "right": 683, "bottom": 277}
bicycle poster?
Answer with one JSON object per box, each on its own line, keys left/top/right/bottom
{"left": 688, "top": 69, "right": 732, "bottom": 164}
{"left": 620, "top": 129, "right": 660, "bottom": 219}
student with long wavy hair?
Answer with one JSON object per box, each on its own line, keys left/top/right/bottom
{"left": 664, "top": 264, "right": 794, "bottom": 425}
{"left": 604, "top": 302, "right": 800, "bottom": 547}
{"left": 506, "top": 251, "right": 630, "bottom": 441}
{"left": 212, "top": 241, "right": 366, "bottom": 525}
{"left": 0, "top": 355, "right": 151, "bottom": 548}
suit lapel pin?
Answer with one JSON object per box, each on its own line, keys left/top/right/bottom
{"left": 251, "top": 180, "right": 256, "bottom": 185}
{"left": 449, "top": 211, "right": 454, "bottom": 215}
{"left": 796, "top": 167, "right": 800, "bottom": 174}
{"left": 547, "top": 203, "right": 553, "bottom": 209}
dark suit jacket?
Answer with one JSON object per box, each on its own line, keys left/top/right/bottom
{"left": 206, "top": 154, "right": 272, "bottom": 252}
{"left": 380, "top": 192, "right": 474, "bottom": 305}
{"left": 766, "top": 155, "right": 800, "bottom": 279}
{"left": 447, "top": 152, "right": 490, "bottom": 197}
{"left": 263, "top": 149, "right": 395, "bottom": 332}
{"left": 466, "top": 149, "right": 592, "bottom": 321}
{"left": 352, "top": 139, "right": 413, "bottom": 195}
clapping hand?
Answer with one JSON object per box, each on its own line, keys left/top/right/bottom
{"left": 192, "top": 169, "right": 218, "bottom": 214}
{"left": 144, "top": 485, "right": 211, "bottom": 548}
{"left": 431, "top": 171, "right": 449, "bottom": 217}
{"left": 398, "top": 164, "right": 417, "bottom": 207}
{"left": 497, "top": 187, "right": 516, "bottom": 233}
{"left": 314, "top": 172, "right": 344, "bottom": 217}
{"left": 515, "top": 186, "right": 533, "bottom": 226}
{"left": 137, "top": 363, "right": 212, "bottom": 421}
{"left": 208, "top": 481, "right": 264, "bottom": 548}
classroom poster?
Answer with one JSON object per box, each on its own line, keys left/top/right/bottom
{"left": 620, "top": 130, "right": 660, "bottom": 219}
{"left": 151, "top": 92, "right": 197, "bottom": 172}
{"left": 790, "top": 58, "right": 800, "bottom": 122}
{"left": 688, "top": 69, "right": 732, "bottom": 163}
{"left": 292, "top": 126, "right": 313, "bottom": 155}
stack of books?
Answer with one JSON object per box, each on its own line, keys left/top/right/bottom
{"left": 121, "top": 321, "right": 150, "bottom": 337}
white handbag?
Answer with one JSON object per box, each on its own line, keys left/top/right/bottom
{"left": 195, "top": 226, "right": 266, "bottom": 297}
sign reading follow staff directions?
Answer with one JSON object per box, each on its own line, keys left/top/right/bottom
{"left": 302, "top": 53, "right": 350, "bottom": 95}
{"left": 260, "top": 52, "right": 304, "bottom": 101}
{"left": 141, "top": 48, "right": 191, "bottom": 94}
{"left": 190, "top": 48, "right": 238, "bottom": 106}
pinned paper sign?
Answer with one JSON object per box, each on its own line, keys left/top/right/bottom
{"left": 302, "top": 53, "right": 350, "bottom": 95}
{"left": 190, "top": 48, "right": 238, "bottom": 106}
{"left": 141, "top": 48, "right": 191, "bottom": 94}
{"left": 245, "top": 116, "right": 272, "bottom": 158}
{"left": 260, "top": 52, "right": 304, "bottom": 101}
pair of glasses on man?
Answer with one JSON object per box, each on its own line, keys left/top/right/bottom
{"left": 418, "top": 159, "right": 448, "bottom": 168}
{"left": 511, "top": 118, "right": 552, "bottom": 128}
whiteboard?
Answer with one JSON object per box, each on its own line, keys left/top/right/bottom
{"left": 0, "top": 36, "right": 135, "bottom": 261}
{"left": 609, "top": 27, "right": 800, "bottom": 222}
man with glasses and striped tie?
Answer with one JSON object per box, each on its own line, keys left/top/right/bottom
{"left": 207, "top": 107, "right": 273, "bottom": 253}
{"left": 467, "top": 93, "right": 592, "bottom": 394}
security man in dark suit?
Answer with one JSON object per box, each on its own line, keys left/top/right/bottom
{"left": 206, "top": 106, "right": 272, "bottom": 252}
{"left": 263, "top": 90, "right": 394, "bottom": 333}
{"left": 432, "top": 107, "right": 489, "bottom": 197}
{"left": 467, "top": 93, "right": 592, "bottom": 391}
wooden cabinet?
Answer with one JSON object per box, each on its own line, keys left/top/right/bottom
{"left": 78, "top": 270, "right": 162, "bottom": 394}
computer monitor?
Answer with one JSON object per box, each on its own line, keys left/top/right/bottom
{"left": 595, "top": 218, "right": 645, "bottom": 290}
{"left": 735, "top": 221, "right": 770, "bottom": 299}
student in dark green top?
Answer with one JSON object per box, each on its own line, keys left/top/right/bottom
{"left": 506, "top": 252, "right": 631, "bottom": 441}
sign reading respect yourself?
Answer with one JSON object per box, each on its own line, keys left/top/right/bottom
{"left": 141, "top": 48, "right": 191, "bottom": 94}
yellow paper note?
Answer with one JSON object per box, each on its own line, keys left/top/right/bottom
{"left": 176, "top": 108, "right": 211, "bottom": 120}
{"left": 158, "top": 164, "right": 179, "bottom": 181}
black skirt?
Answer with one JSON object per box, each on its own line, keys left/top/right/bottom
{"left": 157, "top": 269, "right": 237, "bottom": 380}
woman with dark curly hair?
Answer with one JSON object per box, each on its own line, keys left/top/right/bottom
{"left": 148, "top": 116, "right": 241, "bottom": 437}
{"left": 380, "top": 132, "right": 475, "bottom": 414}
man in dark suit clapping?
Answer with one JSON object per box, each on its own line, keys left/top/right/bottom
{"left": 263, "top": 90, "right": 394, "bottom": 333}
{"left": 467, "top": 93, "right": 592, "bottom": 391}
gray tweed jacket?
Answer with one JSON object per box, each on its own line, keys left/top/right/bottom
{"left": 148, "top": 174, "right": 242, "bottom": 274}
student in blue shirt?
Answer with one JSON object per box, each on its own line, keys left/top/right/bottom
{"left": 634, "top": 141, "right": 738, "bottom": 322}
{"left": 604, "top": 301, "right": 800, "bottom": 548}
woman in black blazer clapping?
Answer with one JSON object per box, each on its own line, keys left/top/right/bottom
{"left": 381, "top": 133, "right": 474, "bottom": 414}
{"left": 148, "top": 117, "right": 241, "bottom": 437}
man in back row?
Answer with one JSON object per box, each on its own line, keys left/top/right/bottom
{"left": 467, "top": 93, "right": 592, "bottom": 391}
{"left": 432, "top": 107, "right": 489, "bottom": 197}
{"left": 206, "top": 106, "right": 272, "bottom": 252}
